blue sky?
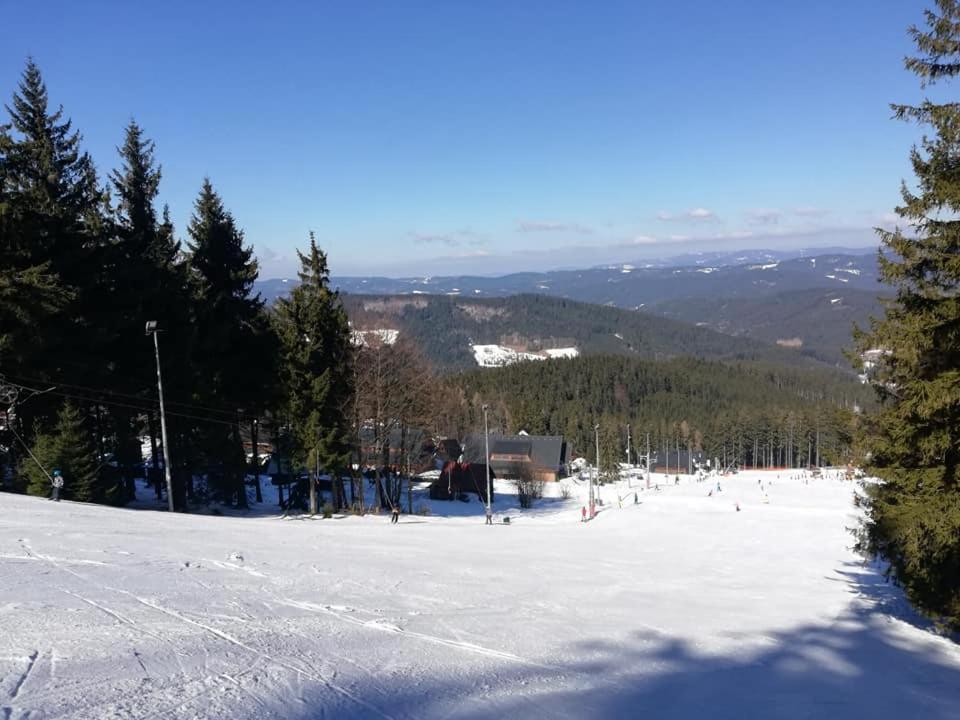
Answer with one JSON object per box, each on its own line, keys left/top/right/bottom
{"left": 1, "top": 1, "right": 930, "bottom": 277}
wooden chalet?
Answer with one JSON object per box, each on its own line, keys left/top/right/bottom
{"left": 429, "top": 461, "right": 494, "bottom": 503}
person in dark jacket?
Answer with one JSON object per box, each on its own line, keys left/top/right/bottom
{"left": 51, "top": 469, "right": 64, "bottom": 502}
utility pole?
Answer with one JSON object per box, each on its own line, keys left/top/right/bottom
{"left": 146, "top": 321, "right": 175, "bottom": 512}
{"left": 816, "top": 421, "right": 821, "bottom": 468}
{"left": 591, "top": 423, "right": 599, "bottom": 518}
{"left": 626, "top": 424, "right": 632, "bottom": 467}
{"left": 625, "top": 424, "right": 632, "bottom": 488}
{"left": 645, "top": 432, "right": 651, "bottom": 489}
{"left": 483, "top": 404, "right": 492, "bottom": 525}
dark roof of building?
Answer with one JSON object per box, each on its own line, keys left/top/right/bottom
{"left": 466, "top": 434, "right": 566, "bottom": 469}
{"left": 491, "top": 439, "right": 533, "bottom": 457}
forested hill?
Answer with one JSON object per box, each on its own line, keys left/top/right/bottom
{"left": 342, "top": 293, "right": 842, "bottom": 371}
{"left": 452, "top": 354, "right": 871, "bottom": 468}
{"left": 652, "top": 287, "right": 886, "bottom": 367}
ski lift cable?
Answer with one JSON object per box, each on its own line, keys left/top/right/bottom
{"left": 5, "top": 421, "right": 55, "bottom": 483}
{"left": 1, "top": 370, "right": 254, "bottom": 418}
{"left": 1, "top": 379, "right": 244, "bottom": 429}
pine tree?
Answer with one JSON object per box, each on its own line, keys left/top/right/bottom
{"left": 22, "top": 430, "right": 60, "bottom": 498}
{"left": 1, "top": 59, "right": 107, "bottom": 491}
{"left": 275, "top": 233, "right": 354, "bottom": 514}
{"left": 2, "top": 61, "right": 103, "bottom": 422}
{"left": 21, "top": 402, "right": 103, "bottom": 502}
{"left": 854, "top": 0, "right": 960, "bottom": 629}
{"left": 54, "top": 401, "right": 104, "bottom": 503}
{"left": 187, "top": 179, "right": 265, "bottom": 508}
{"left": 597, "top": 419, "right": 621, "bottom": 483}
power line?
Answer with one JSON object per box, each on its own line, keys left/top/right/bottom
{"left": 2, "top": 368, "right": 258, "bottom": 418}
{"left": 2, "top": 379, "right": 248, "bottom": 429}
{"left": 1, "top": 370, "right": 258, "bottom": 421}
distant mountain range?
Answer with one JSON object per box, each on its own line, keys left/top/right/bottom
{"left": 255, "top": 246, "right": 881, "bottom": 306}
{"left": 341, "top": 293, "right": 844, "bottom": 373}
{"left": 255, "top": 247, "right": 889, "bottom": 370}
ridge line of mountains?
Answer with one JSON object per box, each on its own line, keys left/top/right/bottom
{"left": 255, "top": 247, "right": 887, "bottom": 372}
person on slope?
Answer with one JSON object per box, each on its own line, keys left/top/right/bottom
{"left": 51, "top": 469, "right": 64, "bottom": 502}
{"left": 390, "top": 505, "right": 399, "bottom": 524}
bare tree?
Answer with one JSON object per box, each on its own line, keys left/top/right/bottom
{"left": 352, "top": 336, "right": 436, "bottom": 512}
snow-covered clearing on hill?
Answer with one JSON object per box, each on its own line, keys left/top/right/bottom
{"left": 1, "top": 471, "right": 958, "bottom": 719}
{"left": 351, "top": 329, "right": 399, "bottom": 346}
{"left": 471, "top": 344, "right": 579, "bottom": 367}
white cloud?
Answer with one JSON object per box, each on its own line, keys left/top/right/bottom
{"left": 657, "top": 208, "right": 716, "bottom": 221}
{"left": 517, "top": 220, "right": 592, "bottom": 234}
{"left": 446, "top": 249, "right": 490, "bottom": 258}
{"left": 793, "top": 206, "right": 830, "bottom": 218}
{"left": 411, "top": 229, "right": 487, "bottom": 247}
{"left": 745, "top": 208, "right": 781, "bottom": 225}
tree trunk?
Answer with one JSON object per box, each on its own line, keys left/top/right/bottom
{"left": 235, "top": 421, "right": 249, "bottom": 510}
{"left": 309, "top": 449, "right": 318, "bottom": 515}
{"left": 250, "top": 419, "right": 262, "bottom": 503}
{"left": 148, "top": 412, "right": 162, "bottom": 500}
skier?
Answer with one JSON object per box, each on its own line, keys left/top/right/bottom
{"left": 581, "top": 506, "right": 587, "bottom": 522}
{"left": 51, "top": 469, "right": 64, "bottom": 502}
{"left": 735, "top": 501, "right": 741, "bottom": 512}
{"left": 390, "top": 505, "right": 399, "bottom": 524}
{"left": 633, "top": 492, "right": 638, "bottom": 505}
{"left": 485, "top": 509, "right": 493, "bottom": 525}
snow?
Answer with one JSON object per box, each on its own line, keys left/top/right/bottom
{"left": 749, "top": 263, "right": 779, "bottom": 270}
{"left": 831, "top": 298, "right": 842, "bottom": 304}
{"left": 2, "top": 470, "right": 959, "bottom": 719}
{"left": 352, "top": 329, "right": 400, "bottom": 346}
{"left": 471, "top": 345, "right": 579, "bottom": 367}
{"left": 543, "top": 348, "right": 579, "bottom": 359}
{"left": 696, "top": 267, "right": 717, "bottom": 274}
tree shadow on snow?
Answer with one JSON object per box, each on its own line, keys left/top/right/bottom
{"left": 284, "top": 562, "right": 960, "bottom": 720}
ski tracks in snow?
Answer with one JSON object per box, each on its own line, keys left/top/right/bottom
{"left": 129, "top": 595, "right": 398, "bottom": 720}
{"left": 278, "top": 598, "right": 563, "bottom": 671}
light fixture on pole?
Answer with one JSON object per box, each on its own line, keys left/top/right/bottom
{"left": 626, "top": 424, "right": 632, "bottom": 467}
{"left": 483, "top": 404, "right": 492, "bottom": 525}
{"left": 146, "top": 321, "right": 175, "bottom": 512}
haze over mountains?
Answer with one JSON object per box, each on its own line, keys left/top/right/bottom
{"left": 256, "top": 246, "right": 880, "bottom": 304}
{"left": 255, "top": 246, "right": 888, "bottom": 370}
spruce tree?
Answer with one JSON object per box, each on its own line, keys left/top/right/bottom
{"left": 101, "top": 121, "right": 195, "bottom": 501}
{"left": 854, "top": 0, "right": 960, "bottom": 629}
{"left": 54, "top": 401, "right": 104, "bottom": 503}
{"left": 22, "top": 429, "right": 60, "bottom": 498}
{"left": 2, "top": 61, "right": 103, "bottom": 427}
{"left": 187, "top": 179, "right": 264, "bottom": 507}
{"left": 275, "top": 233, "right": 354, "bottom": 514}
{"left": 22, "top": 402, "right": 102, "bottom": 502}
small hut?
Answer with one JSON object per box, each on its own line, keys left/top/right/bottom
{"left": 429, "top": 461, "right": 494, "bottom": 503}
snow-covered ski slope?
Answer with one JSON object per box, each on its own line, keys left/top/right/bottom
{"left": 1, "top": 471, "right": 958, "bottom": 719}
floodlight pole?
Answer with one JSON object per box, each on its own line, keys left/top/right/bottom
{"left": 626, "top": 423, "right": 632, "bottom": 487}
{"left": 483, "top": 404, "right": 492, "bottom": 524}
{"left": 591, "top": 423, "right": 599, "bottom": 518}
{"left": 646, "top": 432, "right": 651, "bottom": 490}
{"left": 147, "top": 322, "right": 175, "bottom": 512}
